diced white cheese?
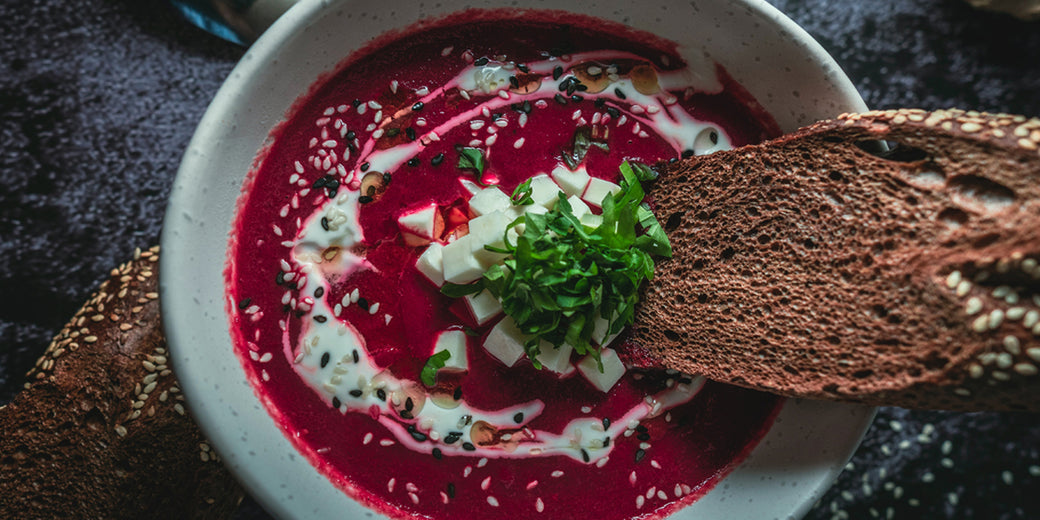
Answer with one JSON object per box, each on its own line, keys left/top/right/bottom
{"left": 441, "top": 235, "right": 486, "bottom": 284}
{"left": 577, "top": 348, "right": 626, "bottom": 392}
{"left": 459, "top": 178, "right": 483, "bottom": 196}
{"left": 483, "top": 317, "right": 527, "bottom": 367}
{"left": 551, "top": 164, "right": 592, "bottom": 197}
{"left": 591, "top": 314, "right": 621, "bottom": 347}
{"left": 535, "top": 340, "right": 575, "bottom": 375}
{"left": 397, "top": 203, "right": 439, "bottom": 239}
{"left": 464, "top": 289, "right": 503, "bottom": 325}
{"left": 529, "top": 174, "right": 564, "bottom": 209}
{"left": 582, "top": 177, "right": 621, "bottom": 208}
{"left": 433, "top": 329, "right": 469, "bottom": 370}
{"left": 513, "top": 204, "right": 547, "bottom": 234}
{"left": 468, "top": 186, "right": 512, "bottom": 217}
{"left": 467, "top": 210, "right": 513, "bottom": 266}
{"left": 579, "top": 213, "right": 603, "bottom": 229}
{"left": 415, "top": 243, "right": 445, "bottom": 287}
{"left": 566, "top": 195, "right": 592, "bottom": 218}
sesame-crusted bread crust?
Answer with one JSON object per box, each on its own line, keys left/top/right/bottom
{"left": 0, "top": 247, "right": 243, "bottom": 519}
{"left": 631, "top": 109, "right": 1040, "bottom": 411}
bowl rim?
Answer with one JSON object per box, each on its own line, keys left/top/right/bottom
{"left": 161, "top": 0, "right": 875, "bottom": 518}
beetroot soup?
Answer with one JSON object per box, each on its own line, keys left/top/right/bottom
{"left": 227, "top": 11, "right": 783, "bottom": 520}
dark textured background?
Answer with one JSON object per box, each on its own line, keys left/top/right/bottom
{"left": 1, "top": 0, "right": 1038, "bottom": 518}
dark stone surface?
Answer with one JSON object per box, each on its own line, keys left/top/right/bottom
{"left": 0, "top": 0, "right": 1037, "bottom": 519}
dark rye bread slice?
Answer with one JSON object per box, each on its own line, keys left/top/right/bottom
{"left": 629, "top": 109, "right": 1040, "bottom": 412}
{"left": 0, "top": 247, "right": 244, "bottom": 519}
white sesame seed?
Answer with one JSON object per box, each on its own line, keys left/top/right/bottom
{"left": 964, "top": 297, "right": 983, "bottom": 315}
{"left": 968, "top": 363, "right": 984, "bottom": 379}
{"left": 514, "top": 137, "right": 525, "bottom": 149}
{"left": 1027, "top": 348, "right": 1040, "bottom": 362}
{"left": 487, "top": 496, "right": 500, "bottom": 507}
{"left": 485, "top": 134, "right": 498, "bottom": 146}
{"left": 1007, "top": 307, "right": 1026, "bottom": 320}
{"left": 535, "top": 497, "right": 544, "bottom": 512}
{"left": 1014, "top": 363, "right": 1038, "bottom": 376}
{"left": 551, "top": 470, "right": 564, "bottom": 478}
{"left": 1030, "top": 465, "right": 1040, "bottom": 476}
{"left": 940, "top": 457, "right": 954, "bottom": 468}
{"left": 498, "top": 90, "right": 510, "bottom": 99}
{"left": 971, "top": 315, "right": 989, "bottom": 332}
{"left": 956, "top": 280, "right": 972, "bottom": 297}
{"left": 1003, "top": 335, "right": 1021, "bottom": 355}
{"left": 636, "top": 495, "right": 645, "bottom": 509}
{"left": 953, "top": 388, "right": 971, "bottom": 396}
{"left": 988, "top": 309, "right": 1005, "bottom": 329}
{"left": 945, "top": 270, "right": 962, "bottom": 288}
{"left": 996, "top": 353, "right": 1014, "bottom": 369}
{"left": 992, "top": 370, "right": 1011, "bottom": 381}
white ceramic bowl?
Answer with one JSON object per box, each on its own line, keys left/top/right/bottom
{"left": 161, "top": 1, "right": 875, "bottom": 518}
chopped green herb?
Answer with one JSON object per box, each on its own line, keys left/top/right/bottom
{"left": 441, "top": 161, "right": 671, "bottom": 371}
{"left": 511, "top": 178, "right": 535, "bottom": 206}
{"left": 421, "top": 350, "right": 452, "bottom": 387}
{"left": 457, "top": 147, "right": 490, "bottom": 185}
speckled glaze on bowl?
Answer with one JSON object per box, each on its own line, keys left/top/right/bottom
{"left": 160, "top": 0, "right": 875, "bottom": 518}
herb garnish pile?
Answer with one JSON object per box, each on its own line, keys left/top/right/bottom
{"left": 442, "top": 161, "right": 671, "bottom": 370}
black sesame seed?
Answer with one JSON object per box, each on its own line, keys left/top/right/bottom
{"left": 412, "top": 101, "right": 425, "bottom": 111}
{"left": 405, "top": 397, "right": 414, "bottom": 412}
{"left": 637, "top": 432, "right": 650, "bottom": 442}
{"left": 462, "top": 442, "right": 476, "bottom": 451}
{"left": 332, "top": 397, "right": 341, "bottom": 408}
{"left": 314, "top": 315, "right": 327, "bottom": 323}
{"left": 314, "top": 287, "right": 324, "bottom": 298}
{"left": 431, "top": 153, "right": 445, "bottom": 166}
{"left": 594, "top": 98, "right": 606, "bottom": 108}
{"left": 602, "top": 417, "right": 611, "bottom": 429}
{"left": 571, "top": 94, "right": 583, "bottom": 102}
{"left": 405, "top": 127, "right": 417, "bottom": 141}
{"left": 295, "top": 309, "right": 305, "bottom": 318}
{"left": 453, "top": 386, "right": 462, "bottom": 400}
{"left": 682, "top": 149, "right": 695, "bottom": 158}
{"left": 521, "top": 100, "right": 532, "bottom": 114}
{"left": 357, "top": 297, "right": 369, "bottom": 310}
{"left": 474, "top": 56, "right": 489, "bottom": 66}
{"left": 445, "top": 432, "right": 462, "bottom": 444}
{"left": 635, "top": 424, "right": 648, "bottom": 433}
{"left": 606, "top": 106, "right": 620, "bottom": 118}
{"left": 635, "top": 449, "right": 646, "bottom": 462}
{"left": 320, "top": 217, "right": 329, "bottom": 231}
{"left": 360, "top": 161, "right": 369, "bottom": 172}
{"left": 509, "top": 76, "right": 520, "bottom": 89}
{"left": 383, "top": 172, "right": 392, "bottom": 185}
{"left": 407, "top": 157, "right": 420, "bottom": 167}
{"left": 552, "top": 66, "right": 563, "bottom": 80}
{"left": 400, "top": 410, "right": 413, "bottom": 419}
{"left": 558, "top": 77, "right": 571, "bottom": 92}
{"left": 513, "top": 412, "right": 524, "bottom": 424}
{"left": 554, "top": 93, "right": 567, "bottom": 105}
{"left": 709, "top": 131, "right": 719, "bottom": 145}
{"left": 603, "top": 436, "right": 610, "bottom": 447}
{"left": 407, "top": 425, "right": 428, "bottom": 442}
{"left": 238, "top": 297, "right": 252, "bottom": 309}
{"left": 432, "top": 447, "right": 443, "bottom": 459}
{"left": 581, "top": 449, "right": 590, "bottom": 463}
{"left": 447, "top": 482, "right": 456, "bottom": 498}
{"left": 517, "top": 63, "right": 530, "bottom": 73}
{"left": 668, "top": 157, "right": 679, "bottom": 164}
{"left": 352, "top": 349, "right": 360, "bottom": 363}
{"left": 359, "top": 195, "right": 373, "bottom": 204}
{"left": 320, "top": 352, "right": 330, "bottom": 368}
{"left": 346, "top": 130, "right": 357, "bottom": 141}
{"left": 351, "top": 99, "right": 361, "bottom": 107}
{"left": 281, "top": 304, "right": 290, "bottom": 314}
{"left": 614, "top": 87, "right": 627, "bottom": 100}
{"left": 575, "top": 83, "right": 587, "bottom": 92}
{"left": 349, "top": 389, "right": 363, "bottom": 398}
{"left": 376, "top": 388, "right": 386, "bottom": 401}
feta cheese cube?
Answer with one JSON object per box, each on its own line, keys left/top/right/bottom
{"left": 566, "top": 195, "right": 592, "bottom": 218}
{"left": 483, "top": 317, "right": 528, "bottom": 367}
{"left": 529, "top": 174, "right": 564, "bottom": 208}
{"left": 433, "top": 329, "right": 469, "bottom": 370}
{"left": 441, "top": 235, "right": 485, "bottom": 284}
{"left": 577, "top": 348, "right": 626, "bottom": 392}
{"left": 468, "top": 187, "right": 512, "bottom": 217}
{"left": 551, "top": 164, "right": 592, "bottom": 197}
{"left": 464, "top": 289, "right": 503, "bottom": 325}
{"left": 591, "top": 314, "right": 621, "bottom": 347}
{"left": 397, "top": 203, "right": 439, "bottom": 239}
{"left": 535, "top": 340, "right": 575, "bottom": 375}
{"left": 459, "top": 178, "right": 483, "bottom": 196}
{"left": 582, "top": 177, "right": 621, "bottom": 208}
{"left": 415, "top": 243, "right": 445, "bottom": 287}
{"left": 579, "top": 213, "right": 603, "bottom": 229}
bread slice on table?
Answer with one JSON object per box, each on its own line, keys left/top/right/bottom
{"left": 629, "top": 109, "right": 1040, "bottom": 412}
{"left": 0, "top": 247, "right": 243, "bottom": 519}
